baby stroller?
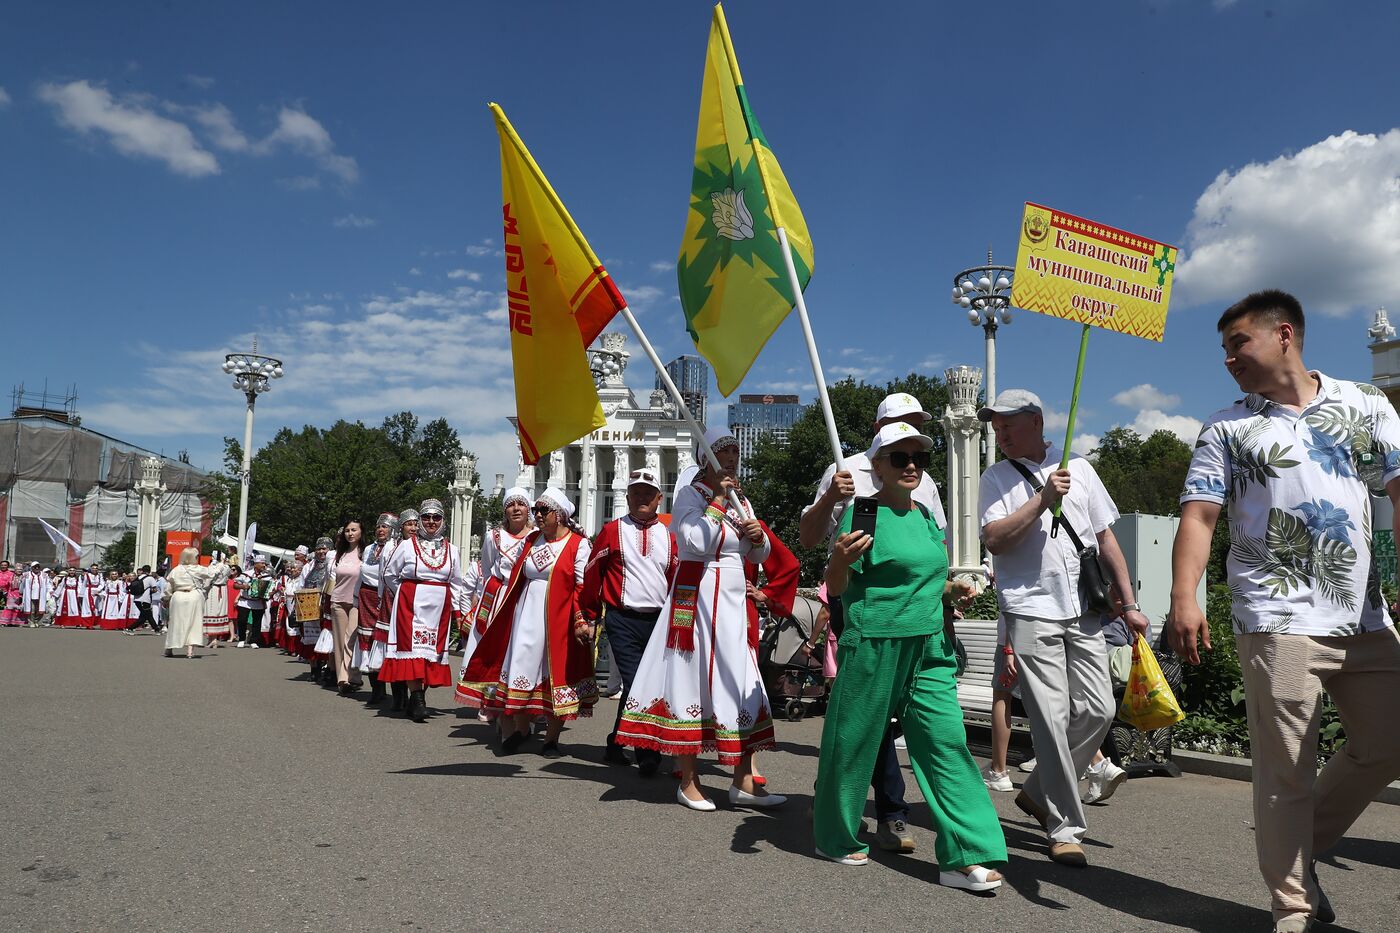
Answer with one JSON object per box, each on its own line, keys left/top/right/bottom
{"left": 757, "top": 594, "right": 828, "bottom": 722}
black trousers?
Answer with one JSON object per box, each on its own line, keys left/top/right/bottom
{"left": 236, "top": 606, "right": 265, "bottom": 645}
{"left": 126, "top": 602, "right": 157, "bottom": 632}
{"left": 603, "top": 606, "right": 663, "bottom": 766}
{"left": 829, "top": 596, "right": 910, "bottom": 822}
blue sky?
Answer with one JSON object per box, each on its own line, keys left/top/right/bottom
{"left": 3, "top": 0, "right": 1399, "bottom": 488}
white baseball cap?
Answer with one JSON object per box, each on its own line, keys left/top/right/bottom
{"left": 865, "top": 421, "right": 935, "bottom": 460}
{"left": 627, "top": 467, "right": 661, "bottom": 490}
{"left": 977, "top": 388, "right": 1044, "bottom": 422}
{"left": 876, "top": 392, "right": 931, "bottom": 424}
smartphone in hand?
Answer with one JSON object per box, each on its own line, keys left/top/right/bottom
{"left": 851, "top": 496, "right": 878, "bottom": 542}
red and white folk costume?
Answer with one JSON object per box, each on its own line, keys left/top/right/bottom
{"left": 353, "top": 513, "right": 398, "bottom": 676}
{"left": 579, "top": 513, "right": 678, "bottom": 620}
{"left": 460, "top": 513, "right": 532, "bottom": 661}
{"left": 97, "top": 576, "right": 134, "bottom": 630}
{"left": 82, "top": 567, "right": 103, "bottom": 626}
{"left": 20, "top": 563, "right": 50, "bottom": 622}
{"left": 616, "top": 478, "right": 777, "bottom": 765}
{"left": 456, "top": 524, "right": 597, "bottom": 719}
{"left": 202, "top": 558, "right": 233, "bottom": 643}
{"left": 54, "top": 572, "right": 89, "bottom": 627}
{"left": 378, "top": 522, "right": 467, "bottom": 689}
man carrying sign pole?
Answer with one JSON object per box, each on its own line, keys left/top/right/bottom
{"left": 978, "top": 204, "right": 1174, "bottom": 865}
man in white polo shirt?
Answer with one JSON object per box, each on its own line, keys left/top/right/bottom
{"left": 978, "top": 388, "right": 1147, "bottom": 867}
{"left": 799, "top": 391, "right": 948, "bottom": 854}
{"left": 1169, "top": 290, "right": 1400, "bottom": 933}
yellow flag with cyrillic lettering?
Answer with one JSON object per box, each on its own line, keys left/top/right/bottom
{"left": 677, "top": 3, "right": 814, "bottom": 396}
{"left": 493, "top": 103, "right": 624, "bottom": 465}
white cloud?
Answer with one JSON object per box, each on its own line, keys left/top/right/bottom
{"left": 277, "top": 175, "right": 321, "bottom": 191}
{"left": 465, "top": 244, "right": 494, "bottom": 257}
{"left": 0, "top": 87, "right": 11, "bottom": 108}
{"left": 408, "top": 267, "right": 422, "bottom": 277}
{"left": 254, "top": 107, "right": 358, "bottom": 184}
{"left": 1041, "top": 408, "right": 1070, "bottom": 432}
{"left": 1129, "top": 409, "right": 1203, "bottom": 443}
{"left": 447, "top": 268, "right": 482, "bottom": 281}
{"left": 1176, "top": 130, "right": 1400, "bottom": 316}
{"left": 1111, "top": 383, "right": 1181, "bottom": 411}
{"left": 649, "top": 260, "right": 675, "bottom": 273}
{"left": 83, "top": 283, "right": 522, "bottom": 481}
{"left": 37, "top": 80, "right": 219, "bottom": 177}
{"left": 184, "top": 74, "right": 216, "bottom": 89}
{"left": 1071, "top": 433, "right": 1100, "bottom": 456}
{"left": 182, "top": 102, "right": 249, "bottom": 152}
{"left": 333, "top": 213, "right": 376, "bottom": 229}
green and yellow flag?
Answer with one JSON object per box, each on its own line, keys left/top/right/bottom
{"left": 493, "top": 103, "right": 625, "bottom": 465}
{"left": 677, "top": 3, "right": 814, "bottom": 396}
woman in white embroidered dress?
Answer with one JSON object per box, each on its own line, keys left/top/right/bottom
{"left": 354, "top": 513, "right": 397, "bottom": 707}
{"left": 380, "top": 500, "right": 468, "bottom": 723}
{"left": 202, "top": 553, "right": 234, "bottom": 646}
{"left": 458, "top": 488, "right": 595, "bottom": 758}
{"left": 459, "top": 487, "right": 533, "bottom": 669}
{"left": 164, "top": 547, "right": 214, "bottom": 659}
{"left": 617, "top": 429, "right": 786, "bottom": 811}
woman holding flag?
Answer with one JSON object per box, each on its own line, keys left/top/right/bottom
{"left": 616, "top": 428, "right": 785, "bottom": 811}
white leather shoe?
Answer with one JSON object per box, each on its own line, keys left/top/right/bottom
{"left": 676, "top": 787, "right": 716, "bottom": 812}
{"left": 728, "top": 785, "right": 787, "bottom": 808}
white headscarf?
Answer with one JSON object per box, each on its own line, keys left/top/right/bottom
{"left": 537, "top": 487, "right": 574, "bottom": 520}
{"left": 700, "top": 426, "right": 739, "bottom": 459}
{"left": 503, "top": 486, "right": 532, "bottom": 508}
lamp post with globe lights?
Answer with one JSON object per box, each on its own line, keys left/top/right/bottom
{"left": 951, "top": 250, "right": 1014, "bottom": 470}
{"left": 221, "top": 340, "right": 284, "bottom": 559}
{"left": 580, "top": 339, "right": 626, "bottom": 533}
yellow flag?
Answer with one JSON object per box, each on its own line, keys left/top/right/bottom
{"left": 493, "top": 104, "right": 625, "bottom": 465}
{"left": 677, "top": 3, "right": 815, "bottom": 396}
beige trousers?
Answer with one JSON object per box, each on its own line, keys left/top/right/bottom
{"left": 331, "top": 602, "right": 361, "bottom": 687}
{"left": 1239, "top": 626, "right": 1400, "bottom": 921}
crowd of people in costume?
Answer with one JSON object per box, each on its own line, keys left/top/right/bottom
{"left": 11, "top": 293, "right": 1399, "bottom": 927}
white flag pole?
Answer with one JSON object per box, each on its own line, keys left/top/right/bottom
{"left": 614, "top": 303, "right": 754, "bottom": 520}
{"left": 776, "top": 226, "right": 844, "bottom": 472}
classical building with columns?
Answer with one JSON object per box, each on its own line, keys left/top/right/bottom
{"left": 509, "top": 332, "right": 698, "bottom": 537}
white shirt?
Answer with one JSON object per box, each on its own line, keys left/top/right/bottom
{"left": 803, "top": 451, "right": 948, "bottom": 553}
{"left": 979, "top": 445, "right": 1119, "bottom": 620}
{"left": 1182, "top": 372, "right": 1400, "bottom": 637}
{"left": 134, "top": 573, "right": 156, "bottom": 605}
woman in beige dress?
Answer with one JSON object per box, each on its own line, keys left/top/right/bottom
{"left": 164, "top": 547, "right": 215, "bottom": 659}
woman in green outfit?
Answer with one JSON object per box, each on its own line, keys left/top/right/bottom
{"left": 814, "top": 422, "right": 1008, "bottom": 892}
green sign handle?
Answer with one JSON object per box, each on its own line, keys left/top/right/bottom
{"left": 1052, "top": 324, "right": 1092, "bottom": 522}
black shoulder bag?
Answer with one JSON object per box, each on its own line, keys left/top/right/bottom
{"left": 1007, "top": 459, "right": 1115, "bottom": 615}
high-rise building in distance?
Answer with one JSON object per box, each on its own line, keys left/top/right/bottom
{"left": 659, "top": 354, "right": 710, "bottom": 427}
{"left": 727, "top": 393, "right": 807, "bottom": 474}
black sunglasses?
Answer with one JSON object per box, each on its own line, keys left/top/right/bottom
{"left": 421, "top": 514, "right": 443, "bottom": 522}
{"left": 882, "top": 450, "right": 931, "bottom": 471}
{"left": 531, "top": 505, "right": 555, "bottom": 515}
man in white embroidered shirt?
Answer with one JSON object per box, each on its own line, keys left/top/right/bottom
{"left": 580, "top": 467, "right": 678, "bottom": 777}
{"left": 1169, "top": 290, "right": 1400, "bottom": 933}
{"left": 978, "top": 388, "right": 1148, "bottom": 868}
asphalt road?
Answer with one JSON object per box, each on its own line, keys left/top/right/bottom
{"left": 2, "top": 626, "right": 1398, "bottom": 932}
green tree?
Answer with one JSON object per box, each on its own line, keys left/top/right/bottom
{"left": 744, "top": 373, "right": 952, "bottom": 584}
{"left": 227, "top": 414, "right": 472, "bottom": 548}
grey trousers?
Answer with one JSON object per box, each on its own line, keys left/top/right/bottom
{"left": 1007, "top": 611, "right": 1114, "bottom": 844}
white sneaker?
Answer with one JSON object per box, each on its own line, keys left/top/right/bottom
{"left": 1083, "top": 758, "right": 1128, "bottom": 804}
{"left": 983, "top": 766, "right": 1014, "bottom": 793}
{"left": 1018, "top": 757, "right": 1037, "bottom": 773}
{"left": 236, "top": 641, "right": 246, "bottom": 648}
{"left": 893, "top": 735, "right": 907, "bottom": 750}
{"left": 250, "top": 643, "right": 259, "bottom": 649}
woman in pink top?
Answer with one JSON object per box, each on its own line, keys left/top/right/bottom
{"left": 331, "top": 520, "right": 365, "bottom": 695}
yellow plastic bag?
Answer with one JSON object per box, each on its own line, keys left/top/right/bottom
{"left": 1118, "top": 633, "right": 1185, "bottom": 731}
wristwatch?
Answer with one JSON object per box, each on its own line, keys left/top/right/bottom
{"left": 1119, "top": 602, "right": 1141, "bottom": 615}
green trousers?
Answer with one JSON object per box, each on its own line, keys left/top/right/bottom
{"left": 813, "top": 628, "right": 1008, "bottom": 869}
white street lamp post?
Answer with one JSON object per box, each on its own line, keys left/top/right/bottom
{"left": 221, "top": 341, "right": 283, "bottom": 558}
{"left": 951, "top": 250, "right": 1014, "bottom": 470}
{"left": 582, "top": 344, "right": 625, "bottom": 535}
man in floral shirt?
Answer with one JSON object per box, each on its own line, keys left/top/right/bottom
{"left": 1169, "top": 290, "right": 1400, "bottom": 933}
